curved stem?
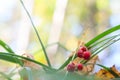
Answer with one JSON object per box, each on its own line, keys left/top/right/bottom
{"left": 19, "top": 0, "right": 51, "bottom": 67}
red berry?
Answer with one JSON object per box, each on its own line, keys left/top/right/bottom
{"left": 77, "top": 63, "right": 83, "bottom": 71}
{"left": 80, "top": 46, "right": 87, "bottom": 52}
{"left": 67, "top": 63, "right": 75, "bottom": 72}
{"left": 77, "top": 49, "right": 83, "bottom": 58}
{"left": 83, "top": 51, "right": 91, "bottom": 60}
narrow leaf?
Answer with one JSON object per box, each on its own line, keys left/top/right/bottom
{"left": 89, "top": 34, "right": 120, "bottom": 49}
{"left": 59, "top": 56, "right": 72, "bottom": 70}
{"left": 0, "top": 52, "right": 23, "bottom": 66}
{"left": 0, "top": 52, "right": 55, "bottom": 71}
{"left": 0, "top": 40, "right": 14, "bottom": 53}
{"left": 85, "top": 25, "right": 120, "bottom": 47}
{"left": 19, "top": 0, "right": 51, "bottom": 67}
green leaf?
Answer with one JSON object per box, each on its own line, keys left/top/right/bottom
{"left": 0, "top": 52, "right": 23, "bottom": 66}
{"left": 85, "top": 25, "right": 120, "bottom": 47}
{"left": 91, "top": 35, "right": 119, "bottom": 54}
{"left": 19, "top": 0, "right": 51, "bottom": 67}
{"left": 89, "top": 34, "right": 120, "bottom": 49}
{"left": 0, "top": 52, "right": 55, "bottom": 71}
{"left": 0, "top": 40, "right": 14, "bottom": 53}
{"left": 92, "top": 37, "right": 120, "bottom": 58}
{"left": 58, "top": 56, "right": 72, "bottom": 70}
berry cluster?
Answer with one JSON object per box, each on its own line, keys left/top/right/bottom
{"left": 67, "top": 62, "right": 83, "bottom": 72}
{"left": 77, "top": 46, "right": 91, "bottom": 60}
{"left": 67, "top": 46, "right": 91, "bottom": 72}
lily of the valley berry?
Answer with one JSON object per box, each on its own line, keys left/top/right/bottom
{"left": 67, "top": 46, "right": 91, "bottom": 72}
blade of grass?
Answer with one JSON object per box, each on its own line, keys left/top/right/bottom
{"left": 0, "top": 52, "right": 23, "bottom": 66}
{"left": 96, "top": 64, "right": 119, "bottom": 78}
{"left": 0, "top": 52, "right": 55, "bottom": 71}
{"left": 85, "top": 25, "right": 120, "bottom": 47}
{"left": 92, "top": 37, "right": 120, "bottom": 57}
{"left": 58, "top": 54, "right": 77, "bottom": 70}
{"left": 62, "top": 52, "right": 77, "bottom": 80}
{"left": 0, "top": 40, "right": 14, "bottom": 53}
{"left": 91, "top": 35, "right": 118, "bottom": 54}
{"left": 89, "top": 34, "right": 120, "bottom": 49}
{"left": 58, "top": 56, "right": 72, "bottom": 70}
{"left": 0, "top": 40, "right": 23, "bottom": 65}
{"left": 0, "top": 72, "right": 12, "bottom": 80}
{"left": 19, "top": 0, "right": 51, "bottom": 67}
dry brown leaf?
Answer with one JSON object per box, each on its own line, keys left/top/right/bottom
{"left": 95, "top": 69, "right": 114, "bottom": 80}
{"left": 72, "top": 56, "right": 98, "bottom": 74}
{"left": 95, "top": 65, "right": 120, "bottom": 80}
{"left": 84, "top": 56, "right": 98, "bottom": 73}
{"left": 79, "top": 56, "right": 98, "bottom": 74}
{"left": 77, "top": 41, "right": 85, "bottom": 48}
{"left": 110, "top": 65, "right": 120, "bottom": 76}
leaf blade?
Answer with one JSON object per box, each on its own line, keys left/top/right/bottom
{"left": 0, "top": 40, "right": 14, "bottom": 53}
{"left": 85, "top": 25, "right": 120, "bottom": 47}
{"left": 0, "top": 52, "right": 55, "bottom": 71}
{"left": 19, "top": 0, "right": 51, "bottom": 67}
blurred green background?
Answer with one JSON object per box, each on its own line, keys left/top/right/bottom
{"left": 0, "top": 0, "right": 120, "bottom": 75}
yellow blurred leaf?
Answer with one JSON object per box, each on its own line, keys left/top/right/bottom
{"left": 95, "top": 65, "right": 120, "bottom": 80}
{"left": 34, "top": 51, "right": 47, "bottom": 65}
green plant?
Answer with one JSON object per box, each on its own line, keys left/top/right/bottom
{"left": 0, "top": 0, "right": 120, "bottom": 80}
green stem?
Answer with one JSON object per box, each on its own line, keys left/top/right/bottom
{"left": 19, "top": 0, "right": 51, "bottom": 67}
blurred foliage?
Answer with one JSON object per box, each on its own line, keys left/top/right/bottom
{"left": 33, "top": 0, "right": 56, "bottom": 21}
{"left": 34, "top": 51, "right": 47, "bottom": 64}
